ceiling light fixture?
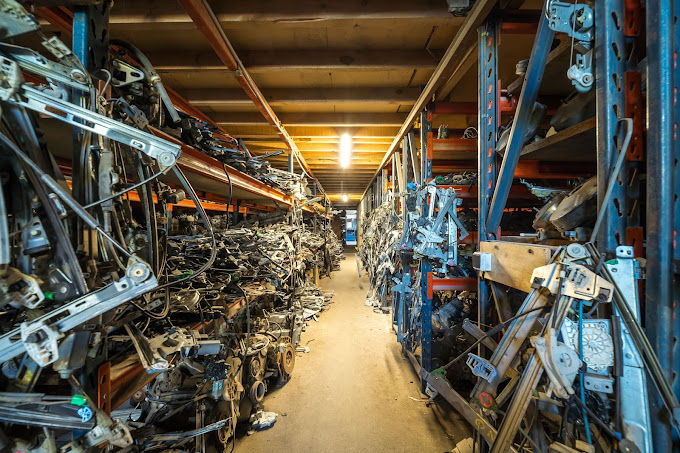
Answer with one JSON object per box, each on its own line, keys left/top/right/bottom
{"left": 340, "top": 133, "right": 352, "bottom": 168}
{"left": 342, "top": 194, "right": 349, "bottom": 202}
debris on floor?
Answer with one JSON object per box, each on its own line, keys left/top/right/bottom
{"left": 249, "top": 411, "right": 279, "bottom": 431}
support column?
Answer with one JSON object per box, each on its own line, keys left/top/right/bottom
{"left": 477, "top": 18, "right": 499, "bottom": 331}
{"left": 232, "top": 200, "right": 240, "bottom": 226}
{"left": 596, "top": 0, "right": 628, "bottom": 255}
{"left": 419, "top": 109, "right": 433, "bottom": 389}
{"left": 71, "top": 3, "right": 110, "bottom": 249}
{"left": 672, "top": 0, "right": 680, "bottom": 414}
{"left": 646, "top": 0, "right": 675, "bottom": 450}
{"left": 312, "top": 183, "right": 319, "bottom": 285}
{"left": 485, "top": 12, "right": 554, "bottom": 237}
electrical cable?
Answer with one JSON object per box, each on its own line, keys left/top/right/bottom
{"left": 570, "top": 394, "right": 622, "bottom": 441}
{"left": 0, "top": 179, "right": 9, "bottom": 276}
{"left": 0, "top": 130, "right": 136, "bottom": 261}
{"left": 153, "top": 166, "right": 217, "bottom": 290}
{"left": 83, "top": 165, "right": 171, "bottom": 210}
{"left": 222, "top": 163, "right": 233, "bottom": 229}
{"left": 110, "top": 39, "right": 181, "bottom": 124}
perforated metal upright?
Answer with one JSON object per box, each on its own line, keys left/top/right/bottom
{"left": 477, "top": 18, "right": 499, "bottom": 332}
{"left": 646, "top": 0, "right": 676, "bottom": 449}
{"left": 672, "top": 0, "right": 680, "bottom": 416}
{"left": 72, "top": 1, "right": 112, "bottom": 404}
{"left": 484, "top": 12, "right": 554, "bottom": 237}
{"left": 71, "top": 2, "right": 110, "bottom": 249}
{"left": 397, "top": 136, "right": 414, "bottom": 345}
{"left": 419, "top": 109, "right": 434, "bottom": 386}
{"left": 595, "top": 1, "right": 630, "bottom": 254}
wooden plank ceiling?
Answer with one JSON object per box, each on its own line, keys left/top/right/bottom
{"left": 102, "top": 0, "right": 542, "bottom": 208}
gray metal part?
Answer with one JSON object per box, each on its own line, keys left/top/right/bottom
{"left": 0, "top": 273, "right": 157, "bottom": 364}
{"left": 0, "top": 43, "right": 89, "bottom": 91}
{"left": 0, "top": 1, "right": 39, "bottom": 40}
{"left": 472, "top": 290, "right": 548, "bottom": 397}
{"left": 0, "top": 404, "right": 94, "bottom": 430}
{"left": 17, "top": 85, "right": 181, "bottom": 166}
{"left": 547, "top": 2, "right": 594, "bottom": 41}
{"left": 421, "top": 369, "right": 518, "bottom": 453}
{"left": 605, "top": 246, "right": 652, "bottom": 453}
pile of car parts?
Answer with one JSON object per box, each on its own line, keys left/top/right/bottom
{"left": 0, "top": 3, "right": 341, "bottom": 452}
{"left": 357, "top": 195, "right": 402, "bottom": 308}
{"left": 427, "top": 243, "right": 665, "bottom": 453}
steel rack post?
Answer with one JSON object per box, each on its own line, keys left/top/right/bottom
{"left": 595, "top": 0, "right": 630, "bottom": 255}
{"left": 391, "top": 153, "right": 399, "bottom": 326}
{"left": 419, "top": 108, "right": 434, "bottom": 389}
{"left": 71, "top": 2, "right": 111, "bottom": 252}
{"left": 312, "top": 183, "right": 319, "bottom": 285}
{"left": 397, "top": 137, "right": 411, "bottom": 344}
{"left": 477, "top": 18, "right": 499, "bottom": 333}
{"left": 484, "top": 10, "right": 554, "bottom": 238}
{"left": 646, "top": 0, "right": 675, "bottom": 449}
{"left": 408, "top": 130, "right": 421, "bottom": 186}
{"left": 288, "top": 152, "right": 294, "bottom": 225}
{"left": 673, "top": 0, "right": 680, "bottom": 418}
{"left": 72, "top": 2, "right": 110, "bottom": 72}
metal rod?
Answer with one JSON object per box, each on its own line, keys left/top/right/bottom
{"left": 484, "top": 10, "right": 554, "bottom": 237}
{"left": 589, "top": 118, "right": 633, "bottom": 243}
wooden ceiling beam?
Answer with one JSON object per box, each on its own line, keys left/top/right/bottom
{"left": 180, "top": 87, "right": 422, "bottom": 105}
{"left": 177, "top": 0, "right": 313, "bottom": 177}
{"left": 107, "top": 0, "right": 456, "bottom": 23}
{"left": 364, "top": 0, "right": 497, "bottom": 197}
{"left": 225, "top": 125, "right": 401, "bottom": 138}
{"left": 150, "top": 50, "right": 441, "bottom": 71}
{"left": 248, "top": 142, "right": 390, "bottom": 152}
{"left": 213, "top": 112, "right": 406, "bottom": 127}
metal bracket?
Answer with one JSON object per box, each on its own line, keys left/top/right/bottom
{"left": 466, "top": 353, "right": 498, "bottom": 383}
{"left": 0, "top": 263, "right": 156, "bottom": 365}
{"left": 606, "top": 245, "right": 652, "bottom": 453}
{"left": 16, "top": 84, "right": 181, "bottom": 166}
{"left": 0, "top": 0, "right": 39, "bottom": 40}
{"left": 547, "top": 2, "right": 594, "bottom": 41}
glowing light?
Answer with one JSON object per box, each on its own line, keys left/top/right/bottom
{"left": 342, "top": 194, "right": 349, "bottom": 202}
{"left": 340, "top": 133, "right": 352, "bottom": 168}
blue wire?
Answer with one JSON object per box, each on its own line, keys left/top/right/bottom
{"left": 578, "top": 300, "right": 593, "bottom": 444}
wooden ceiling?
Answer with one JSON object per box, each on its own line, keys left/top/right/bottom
{"left": 95, "top": 0, "right": 542, "bottom": 208}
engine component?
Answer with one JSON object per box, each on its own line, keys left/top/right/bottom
{"left": 549, "top": 176, "right": 598, "bottom": 232}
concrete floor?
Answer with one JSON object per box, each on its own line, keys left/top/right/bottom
{"left": 236, "top": 252, "right": 469, "bottom": 453}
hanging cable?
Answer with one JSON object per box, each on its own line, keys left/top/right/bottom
{"left": 222, "top": 163, "right": 233, "bottom": 229}
{"left": 83, "top": 165, "right": 172, "bottom": 210}
{"left": 153, "top": 166, "right": 217, "bottom": 290}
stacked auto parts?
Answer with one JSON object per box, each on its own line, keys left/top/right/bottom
{"left": 0, "top": 3, "right": 341, "bottom": 452}
{"left": 357, "top": 194, "right": 402, "bottom": 308}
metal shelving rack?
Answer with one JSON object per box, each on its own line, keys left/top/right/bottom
{"left": 34, "top": 3, "right": 332, "bottom": 415}
{"left": 360, "top": 0, "right": 680, "bottom": 450}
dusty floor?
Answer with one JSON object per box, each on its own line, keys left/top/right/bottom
{"left": 236, "top": 252, "right": 469, "bottom": 453}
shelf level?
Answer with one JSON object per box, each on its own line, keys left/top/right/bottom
{"left": 431, "top": 277, "right": 477, "bottom": 292}
{"left": 151, "top": 129, "right": 314, "bottom": 212}
{"left": 436, "top": 185, "right": 534, "bottom": 199}
{"left": 519, "top": 117, "right": 596, "bottom": 162}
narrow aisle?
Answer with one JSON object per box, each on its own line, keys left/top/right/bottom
{"left": 236, "top": 253, "right": 467, "bottom": 453}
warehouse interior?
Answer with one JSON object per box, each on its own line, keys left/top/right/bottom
{"left": 0, "top": 0, "right": 677, "bottom": 452}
